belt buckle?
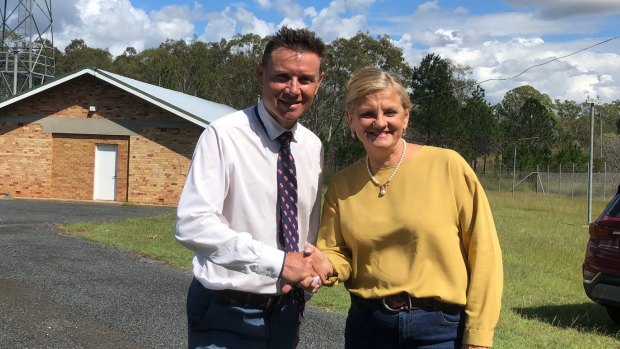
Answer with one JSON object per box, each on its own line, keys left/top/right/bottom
{"left": 382, "top": 294, "right": 412, "bottom": 312}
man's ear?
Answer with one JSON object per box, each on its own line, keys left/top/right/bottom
{"left": 316, "top": 72, "right": 324, "bottom": 90}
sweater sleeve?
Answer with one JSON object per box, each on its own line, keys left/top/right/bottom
{"left": 316, "top": 183, "right": 352, "bottom": 285}
{"left": 451, "top": 153, "right": 503, "bottom": 347}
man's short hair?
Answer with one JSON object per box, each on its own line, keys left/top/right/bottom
{"left": 261, "top": 26, "right": 325, "bottom": 70}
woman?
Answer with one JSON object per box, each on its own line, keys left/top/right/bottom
{"left": 316, "top": 66, "right": 503, "bottom": 349}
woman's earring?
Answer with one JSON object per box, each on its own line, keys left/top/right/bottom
{"left": 350, "top": 131, "right": 356, "bottom": 139}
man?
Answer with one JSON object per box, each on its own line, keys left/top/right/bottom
{"left": 175, "top": 27, "right": 328, "bottom": 349}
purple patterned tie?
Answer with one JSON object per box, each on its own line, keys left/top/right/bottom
{"left": 277, "top": 131, "right": 304, "bottom": 315}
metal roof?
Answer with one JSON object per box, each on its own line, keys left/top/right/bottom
{"left": 0, "top": 68, "right": 236, "bottom": 127}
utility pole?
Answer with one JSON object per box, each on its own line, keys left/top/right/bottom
{"left": 600, "top": 111, "right": 603, "bottom": 159}
{"left": 586, "top": 96, "right": 599, "bottom": 223}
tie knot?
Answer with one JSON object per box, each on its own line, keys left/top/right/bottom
{"left": 277, "top": 131, "right": 293, "bottom": 149}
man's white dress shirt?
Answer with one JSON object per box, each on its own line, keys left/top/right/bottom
{"left": 175, "top": 102, "right": 323, "bottom": 295}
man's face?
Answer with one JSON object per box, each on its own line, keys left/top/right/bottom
{"left": 257, "top": 47, "right": 323, "bottom": 129}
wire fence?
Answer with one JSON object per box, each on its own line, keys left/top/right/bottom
{"left": 478, "top": 165, "right": 620, "bottom": 200}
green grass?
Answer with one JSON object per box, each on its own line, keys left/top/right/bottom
{"left": 61, "top": 213, "right": 192, "bottom": 270}
{"left": 61, "top": 192, "right": 620, "bottom": 347}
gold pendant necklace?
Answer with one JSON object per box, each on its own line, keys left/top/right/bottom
{"left": 366, "top": 139, "right": 407, "bottom": 197}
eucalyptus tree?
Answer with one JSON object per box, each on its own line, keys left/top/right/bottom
{"left": 409, "top": 53, "right": 461, "bottom": 148}
{"left": 131, "top": 44, "right": 181, "bottom": 90}
{"left": 112, "top": 47, "right": 139, "bottom": 77}
{"left": 204, "top": 34, "right": 265, "bottom": 110}
{"left": 502, "top": 97, "right": 557, "bottom": 170}
{"left": 459, "top": 85, "right": 500, "bottom": 172}
{"left": 496, "top": 85, "right": 554, "bottom": 121}
{"left": 56, "top": 38, "right": 113, "bottom": 75}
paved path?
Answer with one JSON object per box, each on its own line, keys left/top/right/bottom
{"left": 0, "top": 198, "right": 344, "bottom": 349}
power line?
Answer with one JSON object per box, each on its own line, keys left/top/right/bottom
{"left": 477, "top": 35, "right": 620, "bottom": 84}
{"left": 414, "top": 35, "right": 620, "bottom": 101}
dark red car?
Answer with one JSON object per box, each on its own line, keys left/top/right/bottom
{"left": 583, "top": 184, "right": 620, "bottom": 324}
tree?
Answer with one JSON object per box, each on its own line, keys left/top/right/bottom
{"left": 496, "top": 85, "right": 554, "bottom": 132}
{"left": 410, "top": 53, "right": 461, "bottom": 148}
{"left": 460, "top": 85, "right": 500, "bottom": 172}
{"left": 554, "top": 99, "right": 590, "bottom": 148}
{"left": 601, "top": 133, "right": 620, "bottom": 171}
{"left": 502, "top": 97, "right": 557, "bottom": 169}
{"left": 208, "top": 34, "right": 265, "bottom": 109}
{"left": 56, "top": 38, "right": 113, "bottom": 74}
{"left": 112, "top": 47, "right": 139, "bottom": 77}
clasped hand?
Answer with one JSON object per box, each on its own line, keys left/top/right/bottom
{"left": 281, "top": 243, "right": 333, "bottom": 294}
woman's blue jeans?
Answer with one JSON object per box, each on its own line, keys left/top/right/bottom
{"left": 345, "top": 294, "right": 464, "bottom": 349}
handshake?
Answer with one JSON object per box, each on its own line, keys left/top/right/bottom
{"left": 281, "top": 243, "right": 334, "bottom": 294}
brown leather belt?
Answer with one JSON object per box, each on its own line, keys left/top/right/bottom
{"left": 352, "top": 293, "right": 462, "bottom": 313}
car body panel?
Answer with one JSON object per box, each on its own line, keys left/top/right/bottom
{"left": 583, "top": 184, "right": 620, "bottom": 320}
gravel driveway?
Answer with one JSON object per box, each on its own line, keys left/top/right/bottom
{"left": 0, "top": 198, "right": 344, "bottom": 349}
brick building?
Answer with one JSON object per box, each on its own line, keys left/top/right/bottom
{"left": 0, "top": 68, "right": 235, "bottom": 205}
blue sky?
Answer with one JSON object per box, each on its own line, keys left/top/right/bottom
{"left": 50, "top": 0, "right": 620, "bottom": 104}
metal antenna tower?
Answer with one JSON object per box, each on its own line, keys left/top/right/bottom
{"left": 0, "top": 0, "right": 54, "bottom": 98}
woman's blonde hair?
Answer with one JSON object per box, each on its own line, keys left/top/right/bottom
{"left": 345, "top": 66, "right": 411, "bottom": 112}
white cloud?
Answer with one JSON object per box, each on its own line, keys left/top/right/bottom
{"left": 279, "top": 17, "right": 307, "bottom": 29}
{"left": 256, "top": 0, "right": 271, "bottom": 9}
{"left": 149, "top": 5, "right": 196, "bottom": 41}
{"left": 49, "top": 0, "right": 620, "bottom": 105}
{"left": 417, "top": 0, "right": 440, "bottom": 12}
{"left": 55, "top": 0, "right": 196, "bottom": 55}
{"left": 304, "top": 7, "right": 318, "bottom": 17}
{"left": 235, "top": 7, "right": 275, "bottom": 37}
{"left": 309, "top": 0, "right": 368, "bottom": 41}
{"left": 201, "top": 8, "right": 237, "bottom": 42}
{"left": 273, "top": 0, "right": 304, "bottom": 19}
{"left": 412, "top": 36, "right": 620, "bottom": 104}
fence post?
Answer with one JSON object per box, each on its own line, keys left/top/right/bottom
{"left": 559, "top": 163, "right": 562, "bottom": 195}
{"left": 547, "top": 164, "right": 550, "bottom": 195}
{"left": 571, "top": 163, "right": 575, "bottom": 199}
{"left": 498, "top": 163, "right": 501, "bottom": 193}
{"left": 604, "top": 162, "right": 607, "bottom": 201}
{"left": 536, "top": 164, "right": 539, "bottom": 194}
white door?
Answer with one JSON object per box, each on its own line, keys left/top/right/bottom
{"left": 93, "top": 144, "right": 118, "bottom": 200}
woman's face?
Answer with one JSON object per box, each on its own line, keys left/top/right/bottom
{"left": 346, "top": 87, "right": 409, "bottom": 156}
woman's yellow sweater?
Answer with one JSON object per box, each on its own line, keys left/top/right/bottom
{"left": 317, "top": 146, "right": 503, "bottom": 347}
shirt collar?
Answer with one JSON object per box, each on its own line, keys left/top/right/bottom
{"left": 257, "top": 101, "right": 298, "bottom": 143}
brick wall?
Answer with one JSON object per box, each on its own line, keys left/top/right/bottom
{"left": 0, "top": 122, "right": 52, "bottom": 198}
{"left": 128, "top": 127, "right": 201, "bottom": 205}
{"left": 3, "top": 75, "right": 182, "bottom": 121}
{"left": 0, "top": 73, "right": 204, "bottom": 205}
{"left": 51, "top": 135, "right": 129, "bottom": 201}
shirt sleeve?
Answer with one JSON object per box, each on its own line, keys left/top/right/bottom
{"left": 317, "top": 182, "right": 352, "bottom": 285}
{"left": 174, "top": 126, "right": 284, "bottom": 279}
{"left": 451, "top": 153, "right": 503, "bottom": 347}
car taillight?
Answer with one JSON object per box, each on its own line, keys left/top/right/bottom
{"left": 589, "top": 221, "right": 614, "bottom": 237}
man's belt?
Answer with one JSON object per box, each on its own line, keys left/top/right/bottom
{"left": 213, "top": 288, "right": 287, "bottom": 308}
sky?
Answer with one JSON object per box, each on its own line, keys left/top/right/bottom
{"left": 45, "top": 0, "right": 620, "bottom": 104}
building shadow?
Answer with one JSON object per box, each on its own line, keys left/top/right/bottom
{"left": 514, "top": 303, "right": 620, "bottom": 338}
